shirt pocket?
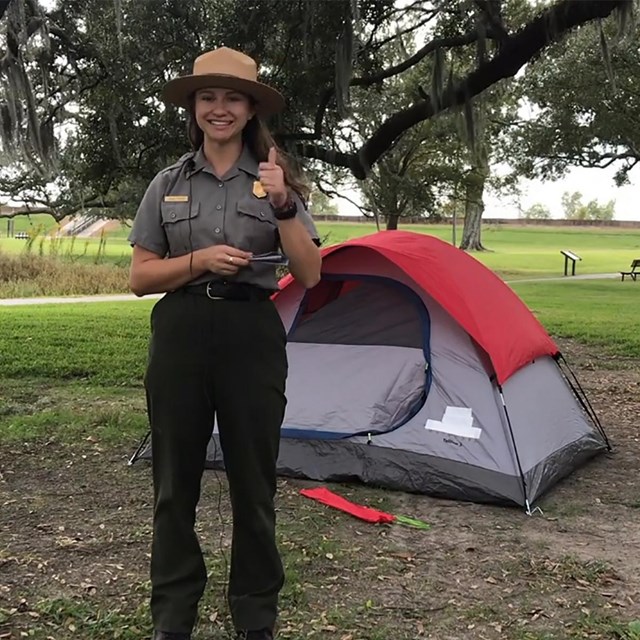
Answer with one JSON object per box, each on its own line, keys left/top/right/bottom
{"left": 160, "top": 202, "right": 200, "bottom": 256}
{"left": 236, "top": 199, "right": 278, "bottom": 254}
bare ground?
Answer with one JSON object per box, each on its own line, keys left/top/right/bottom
{"left": 0, "top": 339, "right": 639, "bottom": 640}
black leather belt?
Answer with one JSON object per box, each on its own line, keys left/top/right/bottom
{"left": 183, "top": 281, "right": 272, "bottom": 301}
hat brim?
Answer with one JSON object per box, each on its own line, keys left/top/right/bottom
{"left": 161, "top": 74, "right": 285, "bottom": 116}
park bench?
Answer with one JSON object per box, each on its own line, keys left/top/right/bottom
{"left": 560, "top": 249, "right": 581, "bottom": 276}
{"left": 620, "top": 259, "right": 640, "bottom": 282}
{"left": 14, "top": 232, "right": 29, "bottom": 240}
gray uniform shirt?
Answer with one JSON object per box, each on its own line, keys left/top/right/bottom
{"left": 128, "top": 146, "right": 319, "bottom": 291}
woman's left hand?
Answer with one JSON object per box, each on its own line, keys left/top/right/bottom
{"left": 258, "top": 147, "right": 289, "bottom": 209}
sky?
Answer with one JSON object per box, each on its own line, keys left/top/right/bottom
{"left": 487, "top": 165, "right": 640, "bottom": 221}
{"left": 335, "top": 161, "right": 640, "bottom": 222}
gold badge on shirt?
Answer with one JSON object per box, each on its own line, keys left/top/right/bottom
{"left": 164, "top": 195, "right": 189, "bottom": 203}
{"left": 252, "top": 181, "right": 267, "bottom": 199}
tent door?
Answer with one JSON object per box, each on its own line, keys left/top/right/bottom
{"left": 281, "top": 275, "right": 432, "bottom": 440}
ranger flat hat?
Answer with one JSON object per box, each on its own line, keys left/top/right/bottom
{"left": 161, "top": 47, "right": 285, "bottom": 115}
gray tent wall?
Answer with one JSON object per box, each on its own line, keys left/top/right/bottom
{"left": 501, "top": 357, "right": 606, "bottom": 504}
{"left": 133, "top": 248, "right": 608, "bottom": 508}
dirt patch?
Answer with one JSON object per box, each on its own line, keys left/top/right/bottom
{"left": 1, "top": 339, "right": 639, "bottom": 640}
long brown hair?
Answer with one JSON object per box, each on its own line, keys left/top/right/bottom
{"left": 187, "top": 98, "right": 310, "bottom": 201}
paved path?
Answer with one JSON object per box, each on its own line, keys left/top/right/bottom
{"left": 0, "top": 273, "right": 621, "bottom": 306}
{"left": 0, "top": 293, "right": 162, "bottom": 306}
{"left": 505, "top": 272, "right": 619, "bottom": 284}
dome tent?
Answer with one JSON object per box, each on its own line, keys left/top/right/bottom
{"left": 131, "top": 231, "right": 609, "bottom": 510}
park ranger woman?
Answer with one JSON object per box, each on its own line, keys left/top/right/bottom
{"left": 128, "top": 47, "right": 322, "bottom": 640}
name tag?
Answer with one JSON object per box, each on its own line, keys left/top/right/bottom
{"left": 164, "top": 195, "right": 189, "bottom": 203}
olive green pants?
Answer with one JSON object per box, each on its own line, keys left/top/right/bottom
{"left": 144, "top": 290, "right": 287, "bottom": 634}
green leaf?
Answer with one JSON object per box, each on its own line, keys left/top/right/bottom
{"left": 394, "top": 514, "right": 431, "bottom": 530}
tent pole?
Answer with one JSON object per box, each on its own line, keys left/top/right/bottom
{"left": 128, "top": 430, "right": 151, "bottom": 466}
{"left": 497, "top": 386, "right": 541, "bottom": 515}
{"left": 556, "top": 354, "right": 611, "bottom": 451}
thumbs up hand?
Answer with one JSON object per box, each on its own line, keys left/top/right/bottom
{"left": 258, "top": 146, "right": 289, "bottom": 209}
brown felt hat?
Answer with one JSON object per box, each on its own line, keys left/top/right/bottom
{"left": 161, "top": 47, "right": 285, "bottom": 115}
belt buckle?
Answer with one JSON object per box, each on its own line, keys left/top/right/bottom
{"left": 205, "top": 282, "right": 224, "bottom": 300}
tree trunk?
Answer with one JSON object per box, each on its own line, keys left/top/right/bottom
{"left": 460, "top": 157, "right": 490, "bottom": 251}
{"left": 386, "top": 215, "right": 400, "bottom": 230}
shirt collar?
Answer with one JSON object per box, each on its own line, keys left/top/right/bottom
{"left": 191, "top": 145, "right": 259, "bottom": 180}
{"left": 237, "top": 145, "right": 260, "bottom": 178}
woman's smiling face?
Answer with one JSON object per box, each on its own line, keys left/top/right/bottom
{"left": 194, "top": 87, "right": 255, "bottom": 145}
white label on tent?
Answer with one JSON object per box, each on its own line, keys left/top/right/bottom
{"left": 425, "top": 406, "right": 482, "bottom": 439}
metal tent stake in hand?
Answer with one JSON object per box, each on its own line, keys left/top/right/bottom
{"left": 249, "top": 252, "right": 289, "bottom": 265}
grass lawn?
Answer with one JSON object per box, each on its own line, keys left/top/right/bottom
{"left": 2, "top": 219, "right": 640, "bottom": 280}
{"left": 0, "top": 300, "right": 155, "bottom": 385}
{"left": 510, "top": 280, "right": 640, "bottom": 357}
{"left": 0, "top": 212, "right": 60, "bottom": 235}
{"left": 0, "top": 213, "right": 132, "bottom": 240}
{"left": 316, "top": 222, "right": 640, "bottom": 279}
{"left": 1, "top": 280, "right": 637, "bottom": 384}
{"left": 0, "top": 234, "right": 132, "bottom": 264}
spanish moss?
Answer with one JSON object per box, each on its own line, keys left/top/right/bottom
{"left": 614, "top": 0, "right": 638, "bottom": 39}
{"left": 598, "top": 20, "right": 615, "bottom": 93}
{"left": 0, "top": 0, "right": 58, "bottom": 176}
{"left": 430, "top": 46, "right": 445, "bottom": 112}
{"left": 113, "top": 0, "right": 123, "bottom": 55}
{"left": 335, "top": 13, "right": 354, "bottom": 119}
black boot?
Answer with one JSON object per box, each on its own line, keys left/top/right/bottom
{"left": 152, "top": 631, "right": 191, "bottom": 640}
